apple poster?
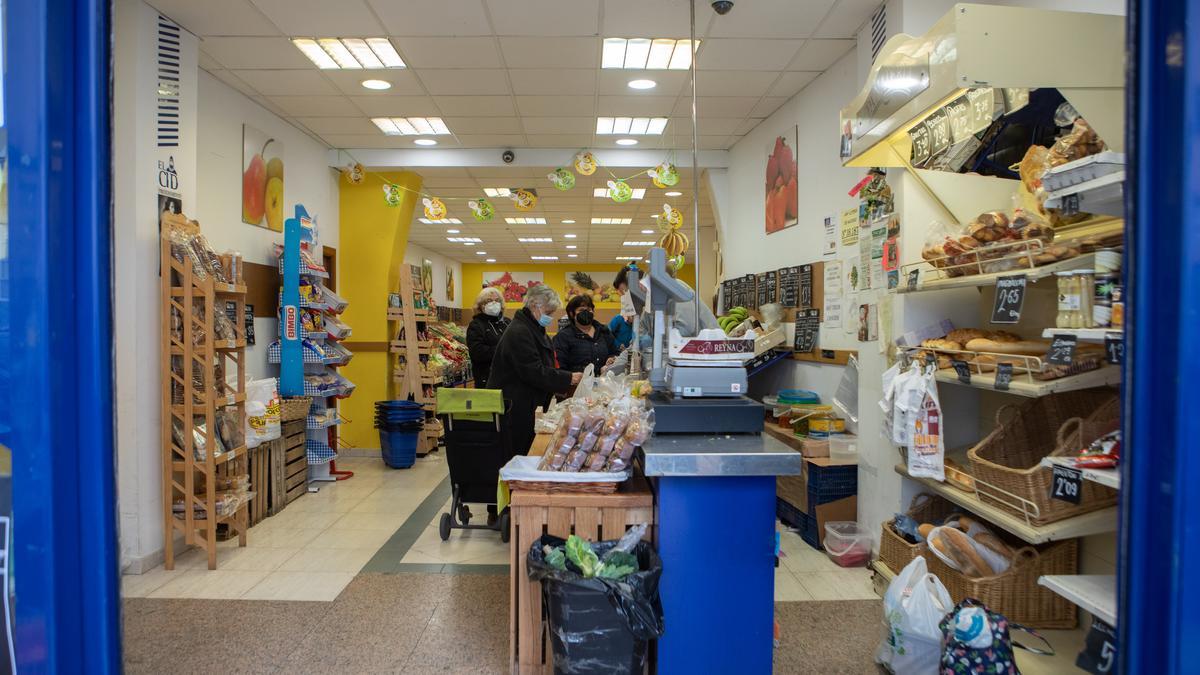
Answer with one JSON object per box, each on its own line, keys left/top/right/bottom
{"left": 242, "top": 124, "right": 284, "bottom": 231}
{"left": 765, "top": 126, "right": 798, "bottom": 234}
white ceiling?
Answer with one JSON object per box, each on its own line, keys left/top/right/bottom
{"left": 150, "top": 0, "right": 879, "bottom": 152}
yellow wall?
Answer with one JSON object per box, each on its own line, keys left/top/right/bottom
{"left": 461, "top": 262, "right": 694, "bottom": 310}
{"left": 338, "top": 171, "right": 422, "bottom": 449}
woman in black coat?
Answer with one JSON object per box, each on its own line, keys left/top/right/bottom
{"left": 553, "top": 294, "right": 619, "bottom": 375}
{"left": 487, "top": 285, "right": 582, "bottom": 456}
{"left": 465, "top": 287, "right": 509, "bottom": 388}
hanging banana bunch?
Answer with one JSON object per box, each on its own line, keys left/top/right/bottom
{"left": 657, "top": 203, "right": 690, "bottom": 257}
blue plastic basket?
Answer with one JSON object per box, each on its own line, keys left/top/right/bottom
{"left": 381, "top": 429, "right": 419, "bottom": 469}
{"left": 800, "top": 513, "right": 821, "bottom": 550}
{"left": 806, "top": 464, "right": 858, "bottom": 505}
{"left": 776, "top": 497, "right": 808, "bottom": 531}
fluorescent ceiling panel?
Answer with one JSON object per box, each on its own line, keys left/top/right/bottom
{"left": 601, "top": 38, "right": 696, "bottom": 70}
{"left": 593, "top": 188, "right": 646, "bottom": 199}
{"left": 517, "top": 237, "right": 553, "bottom": 242}
{"left": 623, "top": 241, "right": 655, "bottom": 246}
{"left": 595, "top": 117, "right": 667, "bottom": 135}
{"left": 418, "top": 218, "right": 462, "bottom": 224}
{"left": 506, "top": 217, "right": 547, "bottom": 224}
{"left": 592, "top": 217, "right": 633, "bottom": 225}
{"left": 446, "top": 236, "right": 482, "bottom": 243}
{"left": 371, "top": 117, "right": 451, "bottom": 135}
{"left": 484, "top": 187, "right": 511, "bottom": 197}
{"left": 531, "top": 256, "right": 559, "bottom": 260}
{"left": 293, "top": 38, "right": 406, "bottom": 70}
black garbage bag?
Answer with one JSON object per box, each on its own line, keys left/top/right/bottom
{"left": 528, "top": 534, "right": 665, "bottom": 675}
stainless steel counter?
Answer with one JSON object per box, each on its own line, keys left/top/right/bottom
{"left": 642, "top": 433, "right": 802, "bottom": 477}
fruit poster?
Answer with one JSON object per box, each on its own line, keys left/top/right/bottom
{"left": 565, "top": 271, "right": 621, "bottom": 303}
{"left": 484, "top": 271, "right": 543, "bottom": 303}
{"left": 421, "top": 259, "right": 434, "bottom": 295}
{"left": 765, "top": 127, "right": 798, "bottom": 234}
{"left": 446, "top": 268, "right": 455, "bottom": 302}
{"left": 242, "top": 124, "right": 284, "bottom": 231}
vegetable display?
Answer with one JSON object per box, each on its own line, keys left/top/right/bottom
{"left": 540, "top": 533, "right": 642, "bottom": 581}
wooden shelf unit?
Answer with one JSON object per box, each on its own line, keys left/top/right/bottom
{"left": 160, "top": 230, "right": 249, "bottom": 571}
{"left": 388, "top": 269, "right": 439, "bottom": 454}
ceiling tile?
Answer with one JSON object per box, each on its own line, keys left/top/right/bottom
{"left": 669, "top": 117, "right": 745, "bottom": 135}
{"left": 348, "top": 95, "right": 440, "bottom": 116}
{"left": 770, "top": 70, "right": 819, "bottom": 97}
{"left": 707, "top": 0, "right": 837, "bottom": 38}
{"left": 455, "top": 134, "right": 529, "bottom": 147}
{"left": 735, "top": 118, "right": 765, "bottom": 135}
{"left": 368, "top": 0, "right": 492, "bottom": 36}
{"left": 207, "top": 69, "right": 259, "bottom": 98}
{"left": 698, "top": 39, "right": 803, "bottom": 71}
{"left": 499, "top": 37, "right": 600, "bottom": 69}
{"left": 601, "top": 0, "right": 697, "bottom": 37}
{"left": 750, "top": 96, "right": 788, "bottom": 117}
{"left": 433, "top": 96, "right": 517, "bottom": 116}
{"left": 419, "top": 70, "right": 511, "bottom": 96}
{"left": 597, "top": 70, "right": 687, "bottom": 96}
{"left": 248, "top": 0, "right": 385, "bottom": 36}
{"left": 397, "top": 37, "right": 502, "bottom": 69}
{"left": 266, "top": 95, "right": 362, "bottom": 116}
{"left": 319, "top": 133, "right": 422, "bottom": 148}
{"left": 815, "top": 0, "right": 880, "bottom": 39}
{"left": 292, "top": 117, "right": 380, "bottom": 135}
{"left": 520, "top": 118, "right": 595, "bottom": 134}
{"left": 486, "top": 0, "right": 600, "bottom": 36}
{"left": 443, "top": 117, "right": 524, "bottom": 134}
{"left": 147, "top": 0, "right": 280, "bottom": 37}
{"left": 200, "top": 37, "right": 313, "bottom": 69}
{"left": 596, "top": 95, "right": 676, "bottom": 117}
{"left": 694, "top": 70, "right": 779, "bottom": 97}
{"left": 509, "top": 69, "right": 597, "bottom": 96}
{"left": 323, "top": 70, "right": 426, "bottom": 96}
{"left": 515, "top": 95, "right": 595, "bottom": 117}
{"left": 673, "top": 96, "right": 758, "bottom": 117}
{"left": 524, "top": 134, "right": 597, "bottom": 148}
{"left": 787, "top": 39, "right": 856, "bottom": 71}
{"left": 198, "top": 51, "right": 225, "bottom": 72}
{"left": 231, "top": 69, "right": 340, "bottom": 96}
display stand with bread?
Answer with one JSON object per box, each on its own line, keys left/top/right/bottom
{"left": 912, "top": 327, "right": 1108, "bottom": 382}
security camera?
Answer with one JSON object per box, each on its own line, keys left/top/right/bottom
{"left": 502, "top": 149, "right": 515, "bottom": 164}
{"left": 711, "top": 0, "right": 734, "bottom": 15}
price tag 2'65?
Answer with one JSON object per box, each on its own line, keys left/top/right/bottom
{"left": 990, "top": 275, "right": 1026, "bottom": 324}
{"left": 951, "top": 359, "right": 972, "bottom": 384}
{"left": 994, "top": 362, "right": 1012, "bottom": 391}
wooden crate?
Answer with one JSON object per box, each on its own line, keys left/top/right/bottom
{"left": 281, "top": 419, "right": 307, "bottom": 504}
{"left": 247, "top": 445, "right": 269, "bottom": 526}
{"left": 509, "top": 474, "right": 655, "bottom": 675}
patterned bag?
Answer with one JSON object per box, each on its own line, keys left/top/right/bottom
{"left": 939, "top": 599, "right": 1054, "bottom": 674}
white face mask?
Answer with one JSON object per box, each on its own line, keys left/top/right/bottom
{"left": 483, "top": 301, "right": 502, "bottom": 316}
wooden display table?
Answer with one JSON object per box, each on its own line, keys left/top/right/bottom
{"left": 509, "top": 434, "right": 654, "bottom": 675}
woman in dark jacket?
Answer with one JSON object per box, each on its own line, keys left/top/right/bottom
{"left": 487, "top": 285, "right": 581, "bottom": 456}
{"left": 553, "top": 295, "right": 619, "bottom": 375}
{"left": 465, "top": 287, "right": 509, "bottom": 388}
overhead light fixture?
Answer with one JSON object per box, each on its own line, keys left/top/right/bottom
{"left": 371, "top": 117, "right": 451, "bottom": 136}
{"left": 486, "top": 258, "right": 497, "bottom": 262}
{"left": 596, "top": 117, "right": 667, "bottom": 135}
{"left": 447, "top": 229, "right": 460, "bottom": 234}
{"left": 518, "top": 237, "right": 553, "bottom": 243}
{"left": 628, "top": 79, "right": 657, "bottom": 90}
{"left": 562, "top": 219, "right": 576, "bottom": 224}
{"left": 641, "top": 229, "right": 655, "bottom": 234}
{"left": 293, "top": 37, "right": 406, "bottom": 70}
{"left": 531, "top": 256, "right": 559, "bottom": 261}
{"left": 476, "top": 251, "right": 487, "bottom": 255}
{"left": 413, "top": 138, "right": 438, "bottom": 146}
{"left": 601, "top": 38, "right": 697, "bottom": 70}
{"left": 594, "top": 187, "right": 646, "bottom": 199}
{"left": 484, "top": 188, "right": 511, "bottom": 197}
{"left": 592, "top": 217, "right": 632, "bottom": 225}
{"left": 616, "top": 255, "right": 642, "bottom": 261}
{"left": 568, "top": 254, "right": 579, "bottom": 258}
{"left": 506, "top": 217, "right": 547, "bottom": 225}
{"left": 565, "top": 245, "right": 577, "bottom": 249}
{"left": 564, "top": 233, "right": 577, "bottom": 238}
{"left": 419, "top": 218, "right": 461, "bottom": 225}
{"left": 665, "top": 190, "right": 682, "bottom": 197}
{"left": 361, "top": 79, "right": 391, "bottom": 90}
{"left": 616, "top": 138, "right": 638, "bottom": 146}
{"left": 624, "top": 241, "right": 656, "bottom": 246}
{"left": 446, "top": 236, "right": 482, "bottom": 243}
{"left": 463, "top": 242, "right": 476, "bottom": 246}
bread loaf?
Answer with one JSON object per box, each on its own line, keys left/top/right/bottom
{"left": 930, "top": 526, "right": 995, "bottom": 578}
{"left": 921, "top": 338, "right": 963, "bottom": 352}
{"left": 965, "top": 338, "right": 1052, "bottom": 355}
{"left": 974, "top": 532, "right": 1015, "bottom": 561}
{"left": 946, "top": 328, "right": 990, "bottom": 344}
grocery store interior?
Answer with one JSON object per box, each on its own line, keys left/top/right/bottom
{"left": 8, "top": 0, "right": 1199, "bottom": 672}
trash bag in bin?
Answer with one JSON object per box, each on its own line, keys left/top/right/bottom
{"left": 528, "top": 533, "right": 665, "bottom": 675}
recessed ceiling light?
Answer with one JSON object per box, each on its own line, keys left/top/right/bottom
{"left": 518, "top": 237, "right": 553, "bottom": 243}
{"left": 665, "top": 190, "right": 682, "bottom": 197}
{"left": 413, "top": 138, "right": 437, "bottom": 146}
{"left": 446, "top": 237, "right": 482, "bottom": 243}
{"left": 564, "top": 233, "right": 577, "bottom": 238}
{"left": 624, "top": 241, "right": 656, "bottom": 246}
{"left": 419, "top": 218, "right": 461, "bottom": 225}
{"left": 597, "top": 117, "right": 667, "bottom": 135}
{"left": 486, "top": 258, "right": 496, "bottom": 262}
{"left": 561, "top": 219, "right": 575, "bottom": 224}
{"left": 484, "top": 188, "right": 511, "bottom": 197}
{"left": 592, "top": 218, "right": 632, "bottom": 225}
{"left": 476, "top": 251, "right": 487, "bottom": 255}
{"left": 616, "top": 255, "right": 642, "bottom": 261}
{"left": 292, "top": 38, "right": 406, "bottom": 70}
{"left": 531, "top": 256, "right": 559, "bottom": 261}
{"left": 371, "top": 117, "right": 451, "bottom": 136}
{"left": 566, "top": 245, "right": 577, "bottom": 249}
{"left": 361, "top": 79, "right": 391, "bottom": 90}
{"left": 628, "top": 79, "right": 656, "bottom": 90}
{"left": 568, "top": 254, "right": 578, "bottom": 258}
{"left": 506, "top": 217, "right": 547, "bottom": 225}
{"left": 615, "top": 138, "right": 638, "bottom": 146}
{"left": 602, "top": 38, "right": 697, "bottom": 70}
{"left": 641, "top": 229, "right": 655, "bottom": 234}
{"left": 594, "top": 187, "right": 646, "bottom": 199}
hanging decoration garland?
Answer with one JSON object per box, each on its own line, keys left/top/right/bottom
{"left": 657, "top": 203, "right": 690, "bottom": 258}
{"left": 342, "top": 163, "right": 365, "bottom": 185}
{"left": 422, "top": 197, "right": 447, "bottom": 220}
{"left": 468, "top": 198, "right": 495, "bottom": 222}
{"left": 383, "top": 183, "right": 402, "bottom": 207}
{"left": 547, "top": 167, "right": 576, "bottom": 191}
{"left": 607, "top": 179, "right": 633, "bottom": 203}
{"left": 574, "top": 151, "right": 598, "bottom": 176}
{"left": 511, "top": 188, "right": 538, "bottom": 211}
{"left": 648, "top": 161, "right": 680, "bottom": 188}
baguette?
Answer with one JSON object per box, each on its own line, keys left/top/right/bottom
{"left": 930, "top": 526, "right": 995, "bottom": 578}
{"left": 974, "top": 532, "right": 1015, "bottom": 561}
{"left": 964, "top": 338, "right": 1052, "bottom": 355}
{"left": 946, "top": 328, "right": 990, "bottom": 344}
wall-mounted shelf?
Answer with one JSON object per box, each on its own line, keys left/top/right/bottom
{"left": 900, "top": 253, "right": 1096, "bottom": 295}
{"left": 1040, "top": 327, "right": 1122, "bottom": 343}
{"left": 1040, "top": 456, "right": 1120, "bottom": 490}
{"left": 932, "top": 363, "right": 1120, "bottom": 398}
{"left": 1039, "top": 574, "right": 1116, "bottom": 626}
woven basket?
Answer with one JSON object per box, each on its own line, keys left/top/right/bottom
{"left": 280, "top": 396, "right": 312, "bottom": 421}
{"left": 920, "top": 538, "right": 1079, "bottom": 629}
{"left": 878, "top": 493, "right": 959, "bottom": 574}
{"left": 968, "top": 388, "right": 1118, "bottom": 526}
{"left": 506, "top": 479, "right": 621, "bottom": 494}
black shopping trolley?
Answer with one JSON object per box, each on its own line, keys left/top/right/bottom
{"left": 436, "top": 387, "right": 511, "bottom": 542}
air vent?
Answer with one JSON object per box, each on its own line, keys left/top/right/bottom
{"left": 870, "top": 5, "right": 887, "bottom": 63}
{"left": 156, "top": 16, "right": 181, "bottom": 148}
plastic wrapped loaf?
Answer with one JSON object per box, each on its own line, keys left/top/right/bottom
{"left": 536, "top": 394, "right": 653, "bottom": 473}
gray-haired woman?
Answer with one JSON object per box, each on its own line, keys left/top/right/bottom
{"left": 487, "top": 284, "right": 582, "bottom": 456}
{"left": 466, "top": 286, "right": 509, "bottom": 388}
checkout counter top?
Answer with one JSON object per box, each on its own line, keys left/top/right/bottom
{"left": 642, "top": 433, "right": 802, "bottom": 477}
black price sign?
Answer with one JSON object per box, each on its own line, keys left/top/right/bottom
{"left": 1105, "top": 335, "right": 1124, "bottom": 364}
{"left": 990, "top": 275, "right": 1026, "bottom": 324}
{"left": 909, "top": 123, "right": 931, "bottom": 165}
{"left": 244, "top": 304, "right": 256, "bottom": 345}
{"left": 779, "top": 266, "right": 799, "bottom": 308}
{"left": 924, "top": 352, "right": 937, "bottom": 368}
{"left": 1050, "top": 464, "right": 1083, "bottom": 504}
{"left": 798, "top": 265, "right": 814, "bottom": 308}
{"left": 906, "top": 268, "right": 920, "bottom": 291}
{"left": 994, "top": 362, "right": 1012, "bottom": 391}
{"left": 926, "top": 109, "right": 951, "bottom": 157}
{"left": 1076, "top": 618, "right": 1117, "bottom": 674}
{"left": 756, "top": 272, "right": 769, "bottom": 308}
{"left": 793, "top": 309, "right": 820, "bottom": 353}
{"left": 1046, "top": 334, "right": 1078, "bottom": 366}
{"left": 946, "top": 95, "right": 972, "bottom": 144}
{"left": 951, "top": 359, "right": 972, "bottom": 384}
{"left": 765, "top": 270, "right": 778, "bottom": 304}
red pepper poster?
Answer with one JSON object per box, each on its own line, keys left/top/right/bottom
{"left": 765, "top": 126, "right": 798, "bottom": 234}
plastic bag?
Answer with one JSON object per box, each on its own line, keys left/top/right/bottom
{"left": 245, "top": 378, "right": 281, "bottom": 448}
{"left": 905, "top": 366, "right": 945, "bottom": 480}
{"left": 876, "top": 556, "right": 954, "bottom": 674}
{"left": 833, "top": 355, "right": 860, "bottom": 426}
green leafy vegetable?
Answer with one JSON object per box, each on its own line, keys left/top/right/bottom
{"left": 565, "top": 535, "right": 601, "bottom": 578}
{"left": 543, "top": 545, "right": 567, "bottom": 571}
{"left": 596, "top": 551, "right": 638, "bottom": 580}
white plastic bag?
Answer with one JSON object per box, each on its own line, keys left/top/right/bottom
{"left": 245, "top": 378, "right": 281, "bottom": 448}
{"left": 906, "top": 367, "right": 945, "bottom": 481}
{"left": 876, "top": 556, "right": 954, "bottom": 674}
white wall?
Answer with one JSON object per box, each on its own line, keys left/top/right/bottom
{"left": 403, "top": 242, "right": 463, "bottom": 310}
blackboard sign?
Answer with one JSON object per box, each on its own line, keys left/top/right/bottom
{"left": 926, "top": 109, "right": 951, "bottom": 157}
{"left": 994, "top": 362, "right": 1012, "bottom": 391}
{"left": 1050, "top": 464, "right": 1083, "bottom": 504}
{"left": 779, "top": 266, "right": 799, "bottom": 307}
{"left": 1046, "top": 334, "right": 1078, "bottom": 366}
{"left": 967, "top": 88, "right": 994, "bottom": 134}
{"left": 990, "top": 275, "right": 1026, "bottom": 324}
{"left": 1076, "top": 618, "right": 1117, "bottom": 674}
{"left": 793, "top": 309, "right": 820, "bottom": 353}
{"left": 765, "top": 270, "right": 777, "bottom": 305}
{"left": 1105, "top": 335, "right": 1124, "bottom": 364}
{"left": 909, "top": 122, "right": 931, "bottom": 165}
{"left": 743, "top": 274, "right": 755, "bottom": 309}
{"left": 906, "top": 268, "right": 920, "bottom": 291}
{"left": 946, "top": 95, "right": 972, "bottom": 144}
{"left": 722, "top": 280, "right": 733, "bottom": 310}
{"left": 756, "top": 273, "right": 769, "bottom": 308}
{"left": 951, "top": 359, "right": 971, "bottom": 384}
{"left": 244, "top": 304, "right": 256, "bottom": 345}
{"left": 798, "top": 265, "right": 814, "bottom": 308}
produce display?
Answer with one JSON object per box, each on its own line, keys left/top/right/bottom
{"left": 915, "top": 326, "right": 1106, "bottom": 380}
{"left": 717, "top": 306, "right": 752, "bottom": 334}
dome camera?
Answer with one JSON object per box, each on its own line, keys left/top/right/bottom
{"left": 502, "top": 149, "right": 515, "bottom": 164}
{"left": 711, "top": 0, "right": 734, "bottom": 15}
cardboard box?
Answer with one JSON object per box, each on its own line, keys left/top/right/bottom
{"left": 812, "top": 495, "right": 857, "bottom": 547}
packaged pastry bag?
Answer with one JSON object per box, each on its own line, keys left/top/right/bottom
{"left": 906, "top": 366, "right": 945, "bottom": 481}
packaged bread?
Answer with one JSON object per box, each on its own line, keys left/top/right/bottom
{"left": 964, "top": 338, "right": 1052, "bottom": 355}
{"left": 1019, "top": 144, "right": 1052, "bottom": 193}
{"left": 927, "top": 526, "right": 995, "bottom": 578}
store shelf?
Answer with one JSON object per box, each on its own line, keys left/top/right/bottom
{"left": 394, "top": 371, "right": 443, "bottom": 385}
{"left": 386, "top": 307, "right": 432, "bottom": 321}
{"left": 170, "top": 339, "right": 245, "bottom": 354}
{"left": 933, "top": 363, "right": 1121, "bottom": 398}
{"left": 1040, "top": 327, "right": 1123, "bottom": 342}
{"left": 1039, "top": 456, "right": 1120, "bottom": 490}
{"left": 171, "top": 444, "right": 246, "bottom": 472}
{"left": 390, "top": 340, "right": 433, "bottom": 353}
{"left": 762, "top": 422, "right": 857, "bottom": 466}
{"left": 1044, "top": 171, "right": 1125, "bottom": 219}
{"left": 899, "top": 253, "right": 1096, "bottom": 294}
{"left": 894, "top": 465, "right": 1117, "bottom": 544}
{"left": 1038, "top": 574, "right": 1117, "bottom": 626}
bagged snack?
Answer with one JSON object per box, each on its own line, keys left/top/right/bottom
{"left": 245, "top": 378, "right": 281, "bottom": 448}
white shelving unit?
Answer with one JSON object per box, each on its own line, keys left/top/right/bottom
{"left": 899, "top": 253, "right": 1096, "bottom": 294}
{"left": 1041, "top": 327, "right": 1123, "bottom": 342}
{"left": 1040, "top": 456, "right": 1120, "bottom": 490}
{"left": 933, "top": 364, "right": 1122, "bottom": 398}
{"left": 1039, "top": 574, "right": 1117, "bottom": 626}
{"left": 1044, "top": 171, "right": 1125, "bottom": 219}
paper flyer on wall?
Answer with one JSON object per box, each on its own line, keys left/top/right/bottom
{"left": 823, "top": 261, "right": 842, "bottom": 325}
{"left": 840, "top": 207, "right": 859, "bottom": 246}
{"left": 822, "top": 214, "right": 838, "bottom": 259}
{"left": 869, "top": 216, "right": 888, "bottom": 291}
{"left": 858, "top": 226, "right": 872, "bottom": 291}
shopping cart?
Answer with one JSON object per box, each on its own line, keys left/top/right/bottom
{"left": 436, "top": 388, "right": 511, "bottom": 542}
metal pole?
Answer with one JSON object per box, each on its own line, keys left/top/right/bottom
{"left": 689, "top": 0, "right": 701, "bottom": 320}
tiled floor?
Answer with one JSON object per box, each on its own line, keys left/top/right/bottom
{"left": 776, "top": 526, "right": 877, "bottom": 602}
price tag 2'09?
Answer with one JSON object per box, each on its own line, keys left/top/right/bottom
{"left": 1050, "top": 464, "right": 1083, "bottom": 504}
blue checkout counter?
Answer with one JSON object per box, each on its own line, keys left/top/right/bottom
{"left": 643, "top": 433, "right": 802, "bottom": 674}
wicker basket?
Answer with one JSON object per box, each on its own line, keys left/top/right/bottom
{"left": 968, "top": 388, "right": 1118, "bottom": 526}
{"left": 878, "top": 493, "right": 959, "bottom": 574}
{"left": 505, "top": 479, "right": 621, "bottom": 494}
{"left": 920, "top": 538, "right": 1079, "bottom": 629}
{"left": 280, "top": 396, "right": 312, "bottom": 421}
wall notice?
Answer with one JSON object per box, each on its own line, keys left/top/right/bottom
{"left": 822, "top": 214, "right": 837, "bottom": 259}
{"left": 840, "top": 207, "right": 859, "bottom": 246}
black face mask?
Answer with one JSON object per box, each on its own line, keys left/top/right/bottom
{"left": 575, "top": 310, "right": 594, "bottom": 325}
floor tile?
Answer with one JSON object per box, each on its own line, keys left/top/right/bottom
{"left": 206, "top": 546, "right": 300, "bottom": 572}
{"left": 775, "top": 567, "right": 816, "bottom": 602}
{"left": 308, "top": 527, "right": 397, "bottom": 550}
{"left": 240, "top": 571, "right": 356, "bottom": 601}
{"left": 260, "top": 509, "right": 343, "bottom": 531}
{"left": 332, "top": 511, "right": 408, "bottom": 532}
{"left": 829, "top": 569, "right": 878, "bottom": 600}
{"left": 794, "top": 570, "right": 846, "bottom": 601}
{"left": 147, "top": 569, "right": 269, "bottom": 600}
{"left": 398, "top": 549, "right": 447, "bottom": 565}
{"left": 782, "top": 544, "right": 842, "bottom": 574}
{"left": 121, "top": 566, "right": 187, "bottom": 598}
{"left": 279, "top": 547, "right": 377, "bottom": 573}
{"left": 244, "top": 527, "right": 326, "bottom": 549}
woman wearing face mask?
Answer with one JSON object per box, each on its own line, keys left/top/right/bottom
{"left": 553, "top": 295, "right": 619, "bottom": 376}
{"left": 466, "top": 287, "right": 509, "bottom": 388}
{"left": 488, "top": 285, "right": 581, "bottom": 456}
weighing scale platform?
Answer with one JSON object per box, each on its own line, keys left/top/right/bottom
{"left": 648, "top": 391, "right": 764, "bottom": 434}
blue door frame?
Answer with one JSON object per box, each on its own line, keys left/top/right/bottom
{"left": 6, "top": 0, "right": 120, "bottom": 671}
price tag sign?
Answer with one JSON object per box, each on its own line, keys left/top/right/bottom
{"left": 906, "top": 268, "right": 920, "bottom": 291}
{"left": 793, "top": 309, "right": 821, "bottom": 353}
{"left": 994, "top": 362, "right": 1012, "bottom": 391}
{"left": 951, "top": 359, "right": 972, "bottom": 384}
{"left": 967, "top": 88, "right": 995, "bottom": 133}
{"left": 1046, "top": 334, "right": 1078, "bottom": 366}
{"left": 1076, "top": 618, "right": 1117, "bottom": 675}
{"left": 909, "top": 123, "right": 931, "bottom": 165}
{"left": 924, "top": 352, "right": 937, "bottom": 368}
{"left": 1105, "top": 335, "right": 1124, "bottom": 364}
{"left": 1050, "top": 464, "right": 1083, "bottom": 504}
{"left": 926, "top": 109, "right": 952, "bottom": 157}
{"left": 990, "top": 275, "right": 1026, "bottom": 324}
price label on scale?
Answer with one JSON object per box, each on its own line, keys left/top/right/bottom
{"left": 951, "top": 359, "right": 972, "bottom": 384}
{"left": 994, "top": 362, "right": 1013, "bottom": 391}
{"left": 990, "top": 275, "right": 1026, "bottom": 323}
{"left": 1046, "top": 334, "right": 1078, "bottom": 366}
{"left": 1050, "top": 464, "right": 1083, "bottom": 504}
{"left": 1105, "top": 335, "right": 1124, "bottom": 364}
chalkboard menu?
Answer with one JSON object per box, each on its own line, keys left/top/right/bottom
{"left": 778, "top": 266, "right": 799, "bottom": 307}
{"left": 755, "top": 273, "right": 769, "bottom": 308}
{"left": 798, "top": 264, "right": 814, "bottom": 308}
{"left": 765, "top": 271, "right": 778, "bottom": 306}
{"left": 742, "top": 274, "right": 755, "bottom": 309}
{"left": 793, "top": 309, "right": 820, "bottom": 353}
